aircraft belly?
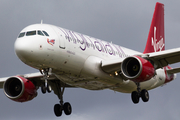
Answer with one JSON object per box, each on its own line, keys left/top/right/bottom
{"left": 54, "top": 70, "right": 166, "bottom": 93}
{"left": 53, "top": 56, "right": 166, "bottom": 92}
{"left": 49, "top": 68, "right": 165, "bottom": 95}
{"left": 55, "top": 74, "right": 105, "bottom": 90}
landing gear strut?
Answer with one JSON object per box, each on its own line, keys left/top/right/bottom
{"left": 131, "top": 82, "right": 149, "bottom": 104}
{"left": 54, "top": 82, "right": 72, "bottom": 117}
{"left": 40, "top": 68, "right": 52, "bottom": 94}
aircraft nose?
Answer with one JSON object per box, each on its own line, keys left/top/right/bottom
{"left": 14, "top": 38, "right": 35, "bottom": 63}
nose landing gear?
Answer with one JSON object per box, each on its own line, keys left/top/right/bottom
{"left": 40, "top": 68, "right": 52, "bottom": 94}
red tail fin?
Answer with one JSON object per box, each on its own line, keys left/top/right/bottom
{"left": 143, "top": 2, "right": 165, "bottom": 53}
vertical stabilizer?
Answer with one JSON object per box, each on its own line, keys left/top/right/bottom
{"left": 143, "top": 2, "right": 165, "bottom": 53}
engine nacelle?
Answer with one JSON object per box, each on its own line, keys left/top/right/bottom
{"left": 3, "top": 76, "right": 37, "bottom": 102}
{"left": 121, "top": 56, "right": 155, "bottom": 82}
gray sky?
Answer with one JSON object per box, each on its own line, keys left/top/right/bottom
{"left": 0, "top": 0, "right": 180, "bottom": 120}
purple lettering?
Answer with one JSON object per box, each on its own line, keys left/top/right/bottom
{"left": 63, "top": 29, "right": 71, "bottom": 42}
{"left": 105, "top": 43, "right": 114, "bottom": 55}
{"left": 118, "top": 46, "right": 126, "bottom": 57}
{"left": 71, "top": 31, "right": 80, "bottom": 43}
{"left": 69, "top": 31, "right": 76, "bottom": 44}
{"left": 98, "top": 40, "right": 105, "bottom": 52}
{"left": 76, "top": 33, "right": 86, "bottom": 51}
{"left": 94, "top": 41, "right": 103, "bottom": 52}
{"left": 113, "top": 44, "right": 122, "bottom": 57}
{"left": 88, "top": 37, "right": 95, "bottom": 49}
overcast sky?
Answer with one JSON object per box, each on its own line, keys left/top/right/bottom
{"left": 0, "top": 0, "right": 180, "bottom": 120}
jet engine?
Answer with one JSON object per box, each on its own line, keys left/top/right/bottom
{"left": 3, "top": 76, "right": 37, "bottom": 102}
{"left": 121, "top": 56, "right": 155, "bottom": 82}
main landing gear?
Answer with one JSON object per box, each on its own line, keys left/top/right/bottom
{"left": 54, "top": 82, "right": 72, "bottom": 117}
{"left": 40, "top": 68, "right": 72, "bottom": 117}
{"left": 131, "top": 83, "right": 149, "bottom": 104}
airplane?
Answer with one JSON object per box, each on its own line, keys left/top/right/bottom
{"left": 0, "top": 2, "right": 179, "bottom": 117}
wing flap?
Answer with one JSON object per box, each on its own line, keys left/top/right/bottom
{"left": 166, "top": 67, "right": 180, "bottom": 74}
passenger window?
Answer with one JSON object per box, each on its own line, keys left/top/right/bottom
{"left": 18, "top": 32, "right": 25, "bottom": 38}
{"left": 42, "top": 31, "right": 49, "bottom": 36}
{"left": 38, "top": 30, "right": 44, "bottom": 36}
{"left": 26, "top": 31, "right": 36, "bottom": 36}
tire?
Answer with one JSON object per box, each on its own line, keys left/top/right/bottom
{"left": 131, "top": 91, "right": 139, "bottom": 104}
{"left": 54, "top": 104, "right": 62, "bottom": 117}
{"left": 141, "top": 89, "right": 149, "bottom": 102}
{"left": 63, "top": 102, "right": 72, "bottom": 115}
{"left": 47, "top": 84, "right": 52, "bottom": 93}
{"left": 41, "top": 85, "right": 46, "bottom": 94}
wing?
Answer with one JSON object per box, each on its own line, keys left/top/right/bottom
{"left": 0, "top": 72, "right": 45, "bottom": 88}
{"left": 101, "top": 48, "right": 180, "bottom": 75}
{"left": 145, "top": 47, "right": 180, "bottom": 69}
{"left": 0, "top": 77, "right": 9, "bottom": 88}
{"left": 0, "top": 72, "right": 74, "bottom": 89}
{"left": 101, "top": 58, "right": 124, "bottom": 73}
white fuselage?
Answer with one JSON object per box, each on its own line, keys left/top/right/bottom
{"left": 15, "top": 24, "right": 170, "bottom": 93}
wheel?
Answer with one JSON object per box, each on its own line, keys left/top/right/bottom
{"left": 141, "top": 89, "right": 149, "bottom": 102}
{"left": 131, "top": 91, "right": 139, "bottom": 104}
{"left": 47, "top": 84, "right": 52, "bottom": 93}
{"left": 41, "top": 85, "right": 46, "bottom": 94}
{"left": 63, "top": 102, "right": 72, "bottom": 115}
{"left": 54, "top": 104, "right": 62, "bottom": 117}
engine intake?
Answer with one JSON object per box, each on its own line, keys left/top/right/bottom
{"left": 121, "top": 56, "right": 155, "bottom": 82}
{"left": 3, "top": 76, "right": 37, "bottom": 102}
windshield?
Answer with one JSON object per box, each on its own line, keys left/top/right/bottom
{"left": 38, "top": 30, "right": 44, "bottom": 36}
{"left": 18, "top": 30, "right": 50, "bottom": 38}
{"left": 18, "top": 32, "right": 25, "bottom": 38}
{"left": 42, "top": 31, "right": 49, "bottom": 36}
{"left": 26, "top": 31, "right": 36, "bottom": 36}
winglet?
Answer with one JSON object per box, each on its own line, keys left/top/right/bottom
{"left": 143, "top": 2, "right": 165, "bottom": 53}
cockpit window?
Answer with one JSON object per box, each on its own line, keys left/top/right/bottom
{"left": 38, "top": 30, "right": 44, "bottom": 36}
{"left": 17, "top": 30, "right": 49, "bottom": 38}
{"left": 18, "top": 32, "right": 25, "bottom": 38}
{"left": 26, "top": 31, "right": 36, "bottom": 36}
{"left": 42, "top": 31, "right": 49, "bottom": 36}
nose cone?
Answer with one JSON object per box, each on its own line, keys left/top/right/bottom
{"left": 14, "top": 37, "right": 42, "bottom": 67}
{"left": 14, "top": 36, "right": 52, "bottom": 69}
{"left": 15, "top": 38, "right": 33, "bottom": 62}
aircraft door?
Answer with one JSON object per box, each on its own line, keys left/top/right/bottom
{"left": 59, "top": 34, "right": 65, "bottom": 49}
{"left": 53, "top": 27, "right": 66, "bottom": 49}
